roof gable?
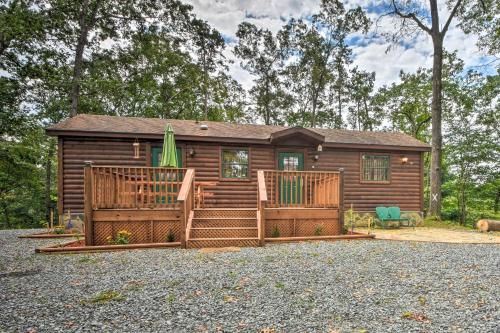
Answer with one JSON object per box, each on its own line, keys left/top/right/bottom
{"left": 270, "top": 127, "right": 325, "bottom": 145}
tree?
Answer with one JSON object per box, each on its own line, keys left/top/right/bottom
{"left": 48, "top": 0, "right": 193, "bottom": 117}
{"left": 384, "top": 0, "right": 496, "bottom": 217}
{"left": 284, "top": 0, "right": 370, "bottom": 127}
{"left": 234, "top": 22, "right": 290, "bottom": 125}
{"left": 190, "top": 18, "right": 226, "bottom": 120}
{"left": 376, "top": 69, "right": 432, "bottom": 141}
{"left": 347, "top": 67, "right": 379, "bottom": 131}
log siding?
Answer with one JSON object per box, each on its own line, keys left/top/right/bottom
{"left": 59, "top": 137, "right": 423, "bottom": 214}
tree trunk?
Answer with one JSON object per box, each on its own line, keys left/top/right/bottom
{"left": 477, "top": 219, "right": 500, "bottom": 232}
{"left": 45, "top": 139, "right": 55, "bottom": 224}
{"left": 429, "top": 35, "right": 443, "bottom": 218}
{"left": 1, "top": 200, "right": 10, "bottom": 229}
{"left": 70, "top": 0, "right": 95, "bottom": 117}
{"left": 311, "top": 95, "right": 317, "bottom": 128}
{"left": 458, "top": 180, "right": 466, "bottom": 225}
{"left": 494, "top": 188, "right": 499, "bottom": 213}
{"left": 337, "top": 89, "right": 342, "bottom": 128}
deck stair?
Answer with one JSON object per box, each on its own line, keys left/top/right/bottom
{"left": 186, "top": 208, "right": 260, "bottom": 248}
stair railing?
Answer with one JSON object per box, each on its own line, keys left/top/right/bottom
{"left": 257, "top": 170, "right": 268, "bottom": 246}
{"left": 177, "top": 168, "right": 195, "bottom": 248}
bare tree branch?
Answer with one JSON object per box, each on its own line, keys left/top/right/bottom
{"left": 442, "top": 0, "right": 464, "bottom": 37}
{"left": 391, "top": 0, "right": 432, "bottom": 35}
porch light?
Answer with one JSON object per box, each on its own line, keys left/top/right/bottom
{"left": 314, "top": 154, "right": 320, "bottom": 161}
{"left": 189, "top": 147, "right": 196, "bottom": 157}
{"left": 133, "top": 139, "right": 140, "bottom": 159}
{"left": 317, "top": 144, "right": 323, "bottom": 152}
{"left": 401, "top": 156, "right": 408, "bottom": 164}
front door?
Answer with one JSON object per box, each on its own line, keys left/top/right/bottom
{"left": 278, "top": 152, "right": 304, "bottom": 204}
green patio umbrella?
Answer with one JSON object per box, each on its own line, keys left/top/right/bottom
{"left": 160, "top": 124, "right": 178, "bottom": 168}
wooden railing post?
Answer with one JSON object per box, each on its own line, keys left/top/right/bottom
{"left": 257, "top": 171, "right": 268, "bottom": 246}
{"left": 83, "top": 161, "right": 94, "bottom": 246}
{"left": 339, "top": 168, "right": 345, "bottom": 233}
{"left": 178, "top": 168, "right": 195, "bottom": 249}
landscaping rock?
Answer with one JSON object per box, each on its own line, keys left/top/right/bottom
{"left": 0, "top": 229, "right": 499, "bottom": 332}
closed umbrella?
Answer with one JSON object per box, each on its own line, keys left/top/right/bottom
{"left": 160, "top": 124, "right": 178, "bottom": 168}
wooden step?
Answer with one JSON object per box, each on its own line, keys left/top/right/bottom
{"left": 192, "top": 218, "right": 257, "bottom": 228}
{"left": 193, "top": 209, "right": 257, "bottom": 219}
{"left": 187, "top": 238, "right": 260, "bottom": 249}
{"left": 190, "top": 227, "right": 258, "bottom": 239}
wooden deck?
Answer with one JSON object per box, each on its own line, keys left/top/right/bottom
{"left": 83, "top": 165, "right": 344, "bottom": 248}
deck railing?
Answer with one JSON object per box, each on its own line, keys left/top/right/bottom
{"left": 91, "top": 166, "right": 187, "bottom": 209}
{"left": 178, "top": 168, "right": 195, "bottom": 247}
{"left": 263, "top": 170, "right": 340, "bottom": 208}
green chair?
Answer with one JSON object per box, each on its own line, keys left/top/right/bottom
{"left": 375, "top": 206, "right": 395, "bottom": 229}
{"left": 375, "top": 206, "right": 405, "bottom": 229}
{"left": 388, "top": 206, "right": 415, "bottom": 229}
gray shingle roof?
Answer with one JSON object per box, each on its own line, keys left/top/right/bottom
{"left": 47, "top": 114, "right": 430, "bottom": 150}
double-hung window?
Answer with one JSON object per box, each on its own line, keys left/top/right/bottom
{"left": 221, "top": 149, "right": 249, "bottom": 179}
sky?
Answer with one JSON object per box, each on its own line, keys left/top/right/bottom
{"left": 184, "top": 0, "right": 497, "bottom": 90}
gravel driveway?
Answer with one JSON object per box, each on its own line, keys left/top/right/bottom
{"left": 1, "top": 229, "right": 499, "bottom": 333}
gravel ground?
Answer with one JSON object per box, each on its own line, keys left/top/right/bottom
{"left": 0, "top": 229, "right": 499, "bottom": 333}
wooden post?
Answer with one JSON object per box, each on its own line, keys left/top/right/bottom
{"left": 84, "top": 161, "right": 94, "bottom": 245}
{"left": 257, "top": 170, "right": 267, "bottom": 246}
{"left": 339, "top": 168, "right": 345, "bottom": 234}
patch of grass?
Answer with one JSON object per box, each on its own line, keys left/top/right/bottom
{"left": 165, "top": 279, "right": 181, "bottom": 287}
{"left": 124, "top": 280, "right": 144, "bottom": 291}
{"left": 78, "top": 256, "right": 100, "bottom": 264}
{"left": 81, "top": 290, "right": 124, "bottom": 304}
{"left": 423, "top": 217, "right": 474, "bottom": 230}
{"left": 223, "top": 294, "right": 237, "bottom": 303}
{"left": 227, "top": 271, "right": 237, "bottom": 278}
{"left": 275, "top": 281, "right": 285, "bottom": 289}
{"left": 165, "top": 294, "right": 175, "bottom": 303}
{"left": 418, "top": 296, "right": 427, "bottom": 306}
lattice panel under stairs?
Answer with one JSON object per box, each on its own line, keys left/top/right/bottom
{"left": 187, "top": 238, "right": 260, "bottom": 249}
{"left": 93, "top": 220, "right": 181, "bottom": 245}
{"left": 190, "top": 227, "right": 258, "bottom": 239}
{"left": 265, "top": 218, "right": 341, "bottom": 238}
{"left": 188, "top": 208, "right": 259, "bottom": 248}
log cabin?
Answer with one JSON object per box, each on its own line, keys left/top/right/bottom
{"left": 47, "top": 114, "right": 430, "bottom": 248}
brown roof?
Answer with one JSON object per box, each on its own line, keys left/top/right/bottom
{"left": 47, "top": 114, "right": 430, "bottom": 150}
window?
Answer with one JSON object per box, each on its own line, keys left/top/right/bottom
{"left": 361, "top": 155, "right": 390, "bottom": 182}
{"left": 221, "top": 149, "right": 249, "bottom": 179}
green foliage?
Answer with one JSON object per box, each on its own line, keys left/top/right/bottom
{"left": 166, "top": 229, "right": 175, "bottom": 242}
{"left": 313, "top": 224, "right": 324, "bottom": 236}
{"left": 271, "top": 225, "right": 280, "bottom": 238}
{"left": 106, "top": 230, "right": 132, "bottom": 245}
{"left": 82, "top": 290, "right": 124, "bottom": 304}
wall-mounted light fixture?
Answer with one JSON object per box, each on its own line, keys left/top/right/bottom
{"left": 189, "top": 147, "right": 196, "bottom": 157}
{"left": 317, "top": 144, "right": 323, "bottom": 152}
{"left": 133, "top": 139, "right": 140, "bottom": 159}
{"left": 401, "top": 156, "right": 408, "bottom": 164}
{"left": 313, "top": 154, "right": 320, "bottom": 161}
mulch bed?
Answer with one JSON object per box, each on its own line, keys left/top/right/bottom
{"left": 36, "top": 240, "right": 181, "bottom": 254}
{"left": 18, "top": 232, "right": 84, "bottom": 239}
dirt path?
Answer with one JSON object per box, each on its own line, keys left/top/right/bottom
{"left": 358, "top": 227, "right": 500, "bottom": 244}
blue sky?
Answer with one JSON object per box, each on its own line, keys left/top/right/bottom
{"left": 186, "top": 0, "right": 496, "bottom": 90}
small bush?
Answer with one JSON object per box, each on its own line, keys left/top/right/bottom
{"left": 166, "top": 229, "right": 175, "bottom": 242}
{"left": 53, "top": 226, "right": 65, "bottom": 234}
{"left": 107, "top": 230, "right": 132, "bottom": 245}
{"left": 314, "top": 224, "right": 324, "bottom": 236}
{"left": 271, "top": 225, "right": 280, "bottom": 238}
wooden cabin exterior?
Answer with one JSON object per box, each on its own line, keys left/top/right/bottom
{"left": 47, "top": 114, "right": 430, "bottom": 248}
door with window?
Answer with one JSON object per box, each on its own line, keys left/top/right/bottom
{"left": 278, "top": 152, "right": 304, "bottom": 204}
{"left": 151, "top": 147, "right": 183, "bottom": 203}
